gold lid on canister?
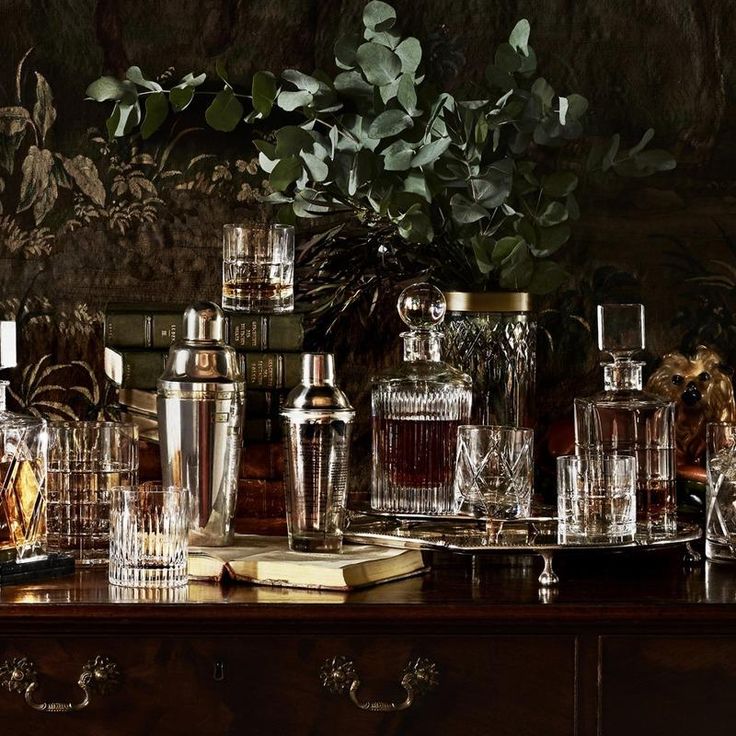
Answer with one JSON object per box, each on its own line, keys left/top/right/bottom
{"left": 442, "top": 291, "right": 532, "bottom": 313}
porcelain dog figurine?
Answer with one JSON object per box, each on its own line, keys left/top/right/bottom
{"left": 646, "top": 345, "right": 736, "bottom": 465}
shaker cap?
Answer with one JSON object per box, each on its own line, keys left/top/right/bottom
{"left": 282, "top": 352, "right": 354, "bottom": 416}
{"left": 184, "top": 301, "right": 225, "bottom": 343}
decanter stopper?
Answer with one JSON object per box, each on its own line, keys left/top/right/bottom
{"left": 0, "top": 321, "right": 17, "bottom": 370}
{"left": 398, "top": 283, "right": 446, "bottom": 330}
{"left": 597, "top": 304, "right": 645, "bottom": 361}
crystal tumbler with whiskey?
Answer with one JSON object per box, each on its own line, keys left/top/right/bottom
{"left": 371, "top": 283, "right": 472, "bottom": 515}
{"left": 222, "top": 223, "right": 295, "bottom": 313}
{"left": 574, "top": 304, "right": 676, "bottom": 536}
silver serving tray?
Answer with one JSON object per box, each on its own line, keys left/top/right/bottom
{"left": 345, "top": 511, "right": 702, "bottom": 588}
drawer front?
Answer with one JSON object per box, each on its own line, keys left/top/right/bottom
{"left": 0, "top": 634, "right": 575, "bottom": 736}
{"left": 600, "top": 636, "right": 736, "bottom": 735}
{"left": 219, "top": 634, "right": 576, "bottom": 736}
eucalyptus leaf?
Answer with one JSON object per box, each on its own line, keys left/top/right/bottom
{"left": 531, "top": 77, "right": 554, "bottom": 108}
{"left": 379, "top": 79, "right": 400, "bottom": 103}
{"left": 205, "top": 89, "right": 244, "bottom": 132}
{"left": 334, "top": 33, "right": 361, "bottom": 70}
{"left": 495, "top": 43, "right": 522, "bottom": 73}
{"left": 542, "top": 171, "right": 578, "bottom": 198}
{"left": 258, "top": 151, "right": 278, "bottom": 173}
{"left": 334, "top": 71, "right": 373, "bottom": 102}
{"left": 451, "top": 193, "right": 489, "bottom": 224}
{"left": 602, "top": 134, "right": 620, "bottom": 172}
{"left": 363, "top": 0, "right": 397, "bottom": 32}
{"left": 356, "top": 42, "right": 401, "bottom": 86}
{"left": 530, "top": 223, "right": 570, "bottom": 257}
{"left": 282, "top": 69, "right": 321, "bottom": 93}
{"left": 537, "top": 201, "right": 568, "bottom": 226}
{"left": 411, "top": 137, "right": 450, "bottom": 168}
{"left": 395, "top": 37, "right": 422, "bottom": 72}
{"left": 629, "top": 127, "right": 655, "bottom": 156}
{"left": 252, "top": 71, "right": 278, "bottom": 116}
{"left": 397, "top": 73, "right": 417, "bottom": 114}
{"left": 382, "top": 140, "right": 414, "bottom": 170}
{"left": 492, "top": 235, "right": 524, "bottom": 264}
{"left": 364, "top": 29, "right": 401, "bottom": 49}
{"left": 255, "top": 140, "right": 276, "bottom": 158}
{"left": 270, "top": 156, "right": 302, "bottom": 191}
{"left": 509, "top": 19, "right": 530, "bottom": 56}
{"left": 302, "top": 151, "right": 329, "bottom": 182}
{"left": 528, "top": 261, "right": 569, "bottom": 294}
{"left": 141, "top": 91, "right": 168, "bottom": 139}
{"left": 368, "top": 109, "right": 412, "bottom": 139}
{"left": 471, "top": 235, "right": 495, "bottom": 274}
{"left": 277, "top": 90, "right": 313, "bottom": 112}
{"left": 170, "top": 85, "right": 195, "bottom": 111}
{"left": 125, "top": 66, "right": 162, "bottom": 92}
{"left": 275, "top": 126, "right": 313, "bottom": 157}
{"left": 86, "top": 76, "right": 127, "bottom": 102}
{"left": 294, "top": 188, "right": 333, "bottom": 218}
{"left": 566, "top": 93, "right": 588, "bottom": 120}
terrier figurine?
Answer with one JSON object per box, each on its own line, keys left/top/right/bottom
{"left": 646, "top": 345, "right": 736, "bottom": 466}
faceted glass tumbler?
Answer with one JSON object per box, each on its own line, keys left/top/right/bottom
{"left": 47, "top": 421, "right": 138, "bottom": 565}
{"left": 453, "top": 425, "right": 534, "bottom": 520}
{"left": 109, "top": 484, "right": 189, "bottom": 588}
{"left": 706, "top": 422, "right": 736, "bottom": 562}
{"left": 222, "top": 223, "right": 295, "bottom": 313}
{"left": 557, "top": 454, "right": 636, "bottom": 544}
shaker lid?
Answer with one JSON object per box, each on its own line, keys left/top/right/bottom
{"left": 282, "top": 353, "right": 354, "bottom": 415}
{"left": 184, "top": 301, "right": 225, "bottom": 342}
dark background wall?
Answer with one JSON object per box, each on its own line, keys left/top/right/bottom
{"left": 0, "top": 0, "right": 735, "bottom": 440}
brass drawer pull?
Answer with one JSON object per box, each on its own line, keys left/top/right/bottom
{"left": 0, "top": 656, "right": 120, "bottom": 713}
{"left": 321, "top": 656, "right": 438, "bottom": 712}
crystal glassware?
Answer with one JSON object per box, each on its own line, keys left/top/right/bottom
{"left": 557, "top": 454, "right": 637, "bottom": 544}
{"left": 453, "top": 425, "right": 534, "bottom": 520}
{"left": 371, "top": 283, "right": 472, "bottom": 515}
{"left": 281, "top": 353, "right": 355, "bottom": 553}
{"left": 47, "top": 421, "right": 138, "bottom": 565}
{"left": 222, "top": 223, "right": 295, "bottom": 313}
{"left": 109, "top": 483, "right": 189, "bottom": 588}
{"left": 0, "top": 380, "right": 48, "bottom": 563}
{"left": 574, "top": 304, "right": 676, "bottom": 536}
{"left": 706, "top": 422, "right": 736, "bottom": 562}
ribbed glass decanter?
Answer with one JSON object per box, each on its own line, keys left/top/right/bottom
{"left": 574, "top": 304, "right": 677, "bottom": 536}
{"left": 371, "top": 283, "right": 472, "bottom": 515}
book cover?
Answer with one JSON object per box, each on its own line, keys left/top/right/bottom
{"left": 188, "top": 535, "right": 428, "bottom": 590}
{"left": 228, "top": 313, "right": 304, "bottom": 351}
{"left": 104, "top": 347, "right": 166, "bottom": 390}
{"left": 242, "top": 353, "right": 301, "bottom": 389}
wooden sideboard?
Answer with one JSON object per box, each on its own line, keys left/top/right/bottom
{"left": 0, "top": 547, "right": 734, "bottom": 735}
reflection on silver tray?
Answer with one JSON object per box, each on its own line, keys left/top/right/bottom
{"left": 344, "top": 511, "right": 702, "bottom": 588}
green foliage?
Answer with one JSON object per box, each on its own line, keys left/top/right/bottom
{"left": 83, "top": 4, "right": 677, "bottom": 294}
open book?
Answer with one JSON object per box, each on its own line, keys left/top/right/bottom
{"left": 188, "top": 535, "right": 428, "bottom": 591}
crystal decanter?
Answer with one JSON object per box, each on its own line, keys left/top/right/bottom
{"left": 0, "top": 322, "right": 48, "bottom": 562}
{"left": 371, "top": 283, "right": 472, "bottom": 515}
{"left": 574, "top": 304, "right": 676, "bottom": 535}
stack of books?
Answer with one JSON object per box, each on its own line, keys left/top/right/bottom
{"left": 103, "top": 303, "right": 304, "bottom": 443}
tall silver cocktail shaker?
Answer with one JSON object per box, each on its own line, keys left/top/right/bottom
{"left": 157, "top": 301, "right": 244, "bottom": 546}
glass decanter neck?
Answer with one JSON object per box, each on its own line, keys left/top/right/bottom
{"left": 602, "top": 361, "right": 643, "bottom": 391}
{"left": 402, "top": 331, "right": 442, "bottom": 362}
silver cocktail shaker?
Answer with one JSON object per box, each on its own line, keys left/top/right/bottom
{"left": 157, "top": 301, "right": 244, "bottom": 546}
{"left": 282, "top": 353, "right": 355, "bottom": 552}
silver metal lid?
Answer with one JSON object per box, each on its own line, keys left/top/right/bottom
{"left": 158, "top": 302, "right": 242, "bottom": 389}
{"left": 282, "top": 353, "right": 354, "bottom": 417}
{"left": 184, "top": 301, "right": 224, "bottom": 342}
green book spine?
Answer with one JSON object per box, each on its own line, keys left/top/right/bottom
{"left": 150, "top": 312, "right": 183, "bottom": 349}
{"left": 105, "top": 313, "right": 150, "bottom": 348}
{"left": 227, "top": 313, "right": 304, "bottom": 351}
{"left": 245, "top": 390, "right": 289, "bottom": 418}
{"left": 106, "top": 350, "right": 168, "bottom": 390}
{"left": 241, "top": 353, "right": 301, "bottom": 389}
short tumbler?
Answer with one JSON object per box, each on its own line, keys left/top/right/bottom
{"left": 557, "top": 454, "right": 636, "bottom": 544}
{"left": 453, "top": 425, "right": 534, "bottom": 519}
{"left": 222, "top": 223, "right": 295, "bottom": 313}
{"left": 706, "top": 422, "right": 736, "bottom": 562}
{"left": 47, "top": 421, "right": 138, "bottom": 565}
{"left": 109, "top": 484, "right": 189, "bottom": 588}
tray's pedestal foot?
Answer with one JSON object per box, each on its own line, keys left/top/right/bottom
{"left": 538, "top": 552, "right": 559, "bottom": 588}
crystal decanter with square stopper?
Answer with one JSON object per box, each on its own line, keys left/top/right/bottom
{"left": 371, "top": 284, "right": 472, "bottom": 515}
{"left": 0, "top": 322, "right": 48, "bottom": 562}
{"left": 574, "top": 304, "right": 676, "bottom": 536}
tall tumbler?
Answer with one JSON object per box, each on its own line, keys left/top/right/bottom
{"left": 281, "top": 353, "right": 355, "bottom": 553}
{"left": 47, "top": 421, "right": 138, "bottom": 565}
{"left": 157, "top": 302, "right": 244, "bottom": 547}
{"left": 706, "top": 422, "right": 736, "bottom": 562}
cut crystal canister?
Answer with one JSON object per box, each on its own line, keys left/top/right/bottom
{"left": 157, "top": 302, "right": 244, "bottom": 546}
{"left": 281, "top": 353, "right": 355, "bottom": 553}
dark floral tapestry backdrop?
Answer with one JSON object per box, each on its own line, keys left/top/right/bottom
{"left": 0, "top": 0, "right": 735, "bottom": 437}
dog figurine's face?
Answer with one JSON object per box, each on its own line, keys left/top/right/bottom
{"left": 646, "top": 345, "right": 736, "bottom": 465}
